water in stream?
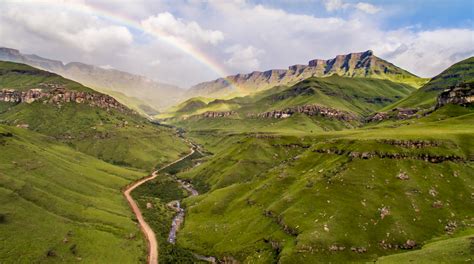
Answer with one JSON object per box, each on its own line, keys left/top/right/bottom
{"left": 167, "top": 179, "right": 198, "bottom": 244}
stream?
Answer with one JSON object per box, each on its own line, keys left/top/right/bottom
{"left": 167, "top": 179, "right": 198, "bottom": 244}
{"left": 166, "top": 147, "right": 216, "bottom": 263}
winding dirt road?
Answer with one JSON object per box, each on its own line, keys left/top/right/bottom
{"left": 124, "top": 147, "right": 195, "bottom": 264}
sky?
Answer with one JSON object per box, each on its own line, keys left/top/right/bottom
{"left": 0, "top": 0, "right": 473, "bottom": 87}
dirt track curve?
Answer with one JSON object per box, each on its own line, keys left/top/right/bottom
{"left": 124, "top": 147, "right": 195, "bottom": 264}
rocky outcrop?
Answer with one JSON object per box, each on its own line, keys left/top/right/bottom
{"left": 366, "top": 108, "right": 420, "bottom": 122}
{"left": 0, "top": 87, "right": 131, "bottom": 112}
{"left": 313, "top": 148, "right": 466, "bottom": 163}
{"left": 252, "top": 104, "right": 357, "bottom": 121}
{"left": 436, "top": 83, "right": 473, "bottom": 108}
{"left": 200, "top": 111, "right": 236, "bottom": 118}
{"left": 378, "top": 139, "right": 439, "bottom": 148}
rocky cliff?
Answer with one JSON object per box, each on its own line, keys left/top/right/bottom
{"left": 187, "top": 50, "right": 422, "bottom": 99}
{"left": 252, "top": 104, "right": 357, "bottom": 121}
{"left": 436, "top": 82, "right": 473, "bottom": 108}
{"left": 0, "top": 87, "right": 131, "bottom": 112}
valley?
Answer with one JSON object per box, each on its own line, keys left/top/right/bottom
{"left": 0, "top": 50, "right": 472, "bottom": 263}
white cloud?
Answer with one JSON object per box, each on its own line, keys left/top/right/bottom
{"left": 225, "top": 45, "right": 264, "bottom": 71}
{"left": 0, "top": 0, "right": 472, "bottom": 87}
{"left": 355, "top": 2, "right": 381, "bottom": 14}
{"left": 323, "top": 0, "right": 350, "bottom": 12}
{"left": 100, "top": 64, "right": 115, "bottom": 70}
{"left": 378, "top": 28, "right": 474, "bottom": 77}
{"left": 323, "top": 0, "right": 381, "bottom": 14}
{"left": 149, "top": 59, "right": 161, "bottom": 66}
{"left": 141, "top": 12, "right": 224, "bottom": 45}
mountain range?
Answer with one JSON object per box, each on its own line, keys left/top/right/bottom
{"left": 187, "top": 50, "right": 427, "bottom": 99}
{"left": 0, "top": 47, "right": 183, "bottom": 114}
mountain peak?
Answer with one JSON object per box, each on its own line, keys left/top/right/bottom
{"left": 188, "top": 50, "right": 422, "bottom": 99}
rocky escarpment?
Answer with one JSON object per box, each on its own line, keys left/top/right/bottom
{"left": 199, "top": 111, "right": 236, "bottom": 118}
{"left": 0, "top": 87, "right": 131, "bottom": 112}
{"left": 187, "top": 50, "right": 422, "bottom": 98}
{"left": 436, "top": 82, "right": 473, "bottom": 108}
{"left": 313, "top": 148, "right": 466, "bottom": 163}
{"left": 252, "top": 104, "right": 358, "bottom": 121}
{"left": 366, "top": 108, "right": 420, "bottom": 122}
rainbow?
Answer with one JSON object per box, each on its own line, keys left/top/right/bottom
{"left": 27, "top": 0, "right": 238, "bottom": 90}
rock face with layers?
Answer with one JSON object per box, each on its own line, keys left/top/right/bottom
{"left": 253, "top": 104, "right": 357, "bottom": 121}
{"left": 436, "top": 83, "right": 473, "bottom": 108}
{"left": 187, "top": 50, "right": 422, "bottom": 98}
{"left": 0, "top": 87, "right": 130, "bottom": 112}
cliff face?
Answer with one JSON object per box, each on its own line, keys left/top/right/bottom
{"left": 436, "top": 83, "right": 474, "bottom": 108}
{"left": 187, "top": 50, "right": 421, "bottom": 99}
{"left": 252, "top": 104, "right": 357, "bottom": 121}
{"left": 0, "top": 87, "right": 130, "bottom": 112}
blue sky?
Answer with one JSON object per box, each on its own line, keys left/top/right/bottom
{"left": 0, "top": 0, "right": 473, "bottom": 86}
{"left": 252, "top": 0, "right": 474, "bottom": 29}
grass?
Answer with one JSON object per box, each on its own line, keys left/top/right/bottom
{"left": 385, "top": 57, "right": 474, "bottom": 110}
{"left": 160, "top": 75, "right": 415, "bottom": 119}
{"left": 376, "top": 231, "right": 473, "bottom": 263}
{"left": 0, "top": 99, "right": 188, "bottom": 171}
{"left": 0, "top": 61, "right": 92, "bottom": 92}
{"left": 0, "top": 60, "right": 191, "bottom": 263}
{"left": 163, "top": 75, "right": 417, "bottom": 133}
{"left": 169, "top": 104, "right": 474, "bottom": 263}
{"left": 0, "top": 124, "right": 146, "bottom": 263}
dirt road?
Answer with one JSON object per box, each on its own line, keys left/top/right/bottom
{"left": 124, "top": 147, "right": 195, "bottom": 264}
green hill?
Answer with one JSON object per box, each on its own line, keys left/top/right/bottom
{"left": 0, "top": 125, "right": 145, "bottom": 262}
{"left": 0, "top": 61, "right": 190, "bottom": 262}
{"left": 0, "top": 61, "right": 188, "bottom": 170}
{"left": 164, "top": 75, "right": 416, "bottom": 134}
{"left": 0, "top": 61, "right": 90, "bottom": 92}
{"left": 173, "top": 104, "right": 474, "bottom": 263}
{"left": 385, "top": 57, "right": 474, "bottom": 110}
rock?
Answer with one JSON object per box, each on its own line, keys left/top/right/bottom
{"left": 445, "top": 221, "right": 457, "bottom": 234}
{"left": 200, "top": 111, "right": 236, "bottom": 118}
{"left": 397, "top": 171, "right": 410, "bottom": 180}
{"left": 350, "top": 246, "right": 367, "bottom": 253}
{"left": 253, "top": 104, "right": 357, "bottom": 121}
{"left": 329, "top": 244, "right": 345, "bottom": 251}
{"left": 429, "top": 188, "right": 438, "bottom": 197}
{"left": 16, "top": 123, "right": 29, "bottom": 129}
{"left": 323, "top": 224, "right": 330, "bottom": 232}
{"left": 0, "top": 88, "right": 131, "bottom": 113}
{"left": 436, "top": 82, "right": 473, "bottom": 108}
{"left": 380, "top": 207, "right": 390, "bottom": 219}
{"left": 402, "top": 240, "right": 417, "bottom": 249}
{"left": 432, "top": 200, "right": 443, "bottom": 208}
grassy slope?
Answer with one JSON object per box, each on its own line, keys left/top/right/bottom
{"left": 0, "top": 61, "right": 90, "bottom": 92}
{"left": 376, "top": 231, "right": 473, "bottom": 263}
{"left": 0, "top": 61, "right": 191, "bottom": 262}
{"left": 385, "top": 57, "right": 474, "bottom": 110}
{"left": 172, "top": 104, "right": 474, "bottom": 263}
{"left": 166, "top": 76, "right": 416, "bottom": 134}
{"left": 0, "top": 125, "right": 145, "bottom": 263}
{"left": 104, "top": 90, "right": 160, "bottom": 117}
{"left": 169, "top": 76, "right": 415, "bottom": 117}
{"left": 0, "top": 61, "right": 188, "bottom": 170}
